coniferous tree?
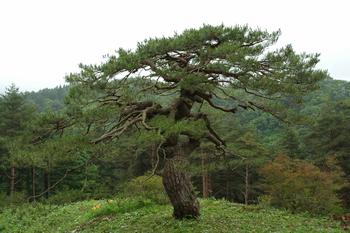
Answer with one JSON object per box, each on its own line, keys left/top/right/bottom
{"left": 0, "top": 84, "right": 35, "bottom": 196}
{"left": 308, "top": 100, "right": 350, "bottom": 208}
{"left": 64, "top": 25, "right": 326, "bottom": 219}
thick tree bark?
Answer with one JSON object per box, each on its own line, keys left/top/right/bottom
{"left": 160, "top": 93, "right": 202, "bottom": 219}
{"left": 162, "top": 156, "right": 200, "bottom": 219}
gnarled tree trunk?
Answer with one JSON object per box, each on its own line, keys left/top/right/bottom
{"left": 162, "top": 156, "right": 200, "bottom": 219}
{"left": 160, "top": 94, "right": 202, "bottom": 219}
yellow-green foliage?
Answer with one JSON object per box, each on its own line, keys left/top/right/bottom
{"left": 124, "top": 175, "right": 169, "bottom": 205}
{"left": 86, "top": 198, "right": 153, "bottom": 220}
{"left": 260, "top": 155, "right": 345, "bottom": 215}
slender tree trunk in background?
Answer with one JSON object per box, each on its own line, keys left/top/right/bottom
{"left": 225, "top": 170, "right": 230, "bottom": 199}
{"left": 202, "top": 154, "right": 210, "bottom": 198}
{"left": 10, "top": 166, "right": 15, "bottom": 197}
{"left": 44, "top": 170, "right": 50, "bottom": 198}
{"left": 150, "top": 143, "right": 156, "bottom": 169}
{"left": 44, "top": 160, "right": 51, "bottom": 198}
{"left": 163, "top": 155, "right": 200, "bottom": 219}
{"left": 244, "top": 164, "right": 249, "bottom": 205}
{"left": 32, "top": 167, "right": 36, "bottom": 202}
{"left": 209, "top": 175, "right": 212, "bottom": 197}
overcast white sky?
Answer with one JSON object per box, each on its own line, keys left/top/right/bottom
{"left": 0, "top": 0, "right": 349, "bottom": 93}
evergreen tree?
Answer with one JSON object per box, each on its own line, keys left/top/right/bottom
{"left": 308, "top": 100, "right": 350, "bottom": 208}
{"left": 65, "top": 25, "right": 326, "bottom": 219}
{"left": 278, "top": 127, "right": 301, "bottom": 158}
{"left": 0, "top": 84, "right": 35, "bottom": 196}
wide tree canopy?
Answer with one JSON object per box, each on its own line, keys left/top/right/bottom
{"left": 65, "top": 25, "right": 327, "bottom": 219}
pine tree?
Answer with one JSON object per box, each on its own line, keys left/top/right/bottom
{"left": 0, "top": 84, "right": 35, "bottom": 197}
{"left": 65, "top": 25, "right": 326, "bottom": 219}
{"left": 308, "top": 100, "right": 350, "bottom": 208}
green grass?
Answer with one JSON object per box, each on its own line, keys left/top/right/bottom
{"left": 0, "top": 198, "right": 346, "bottom": 233}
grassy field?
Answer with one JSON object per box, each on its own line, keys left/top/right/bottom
{"left": 0, "top": 198, "right": 346, "bottom": 233}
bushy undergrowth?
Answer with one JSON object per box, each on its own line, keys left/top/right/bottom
{"left": 86, "top": 197, "right": 153, "bottom": 219}
{"left": 45, "top": 189, "right": 88, "bottom": 205}
{"left": 123, "top": 175, "right": 169, "bottom": 205}
{"left": 0, "top": 197, "right": 345, "bottom": 233}
{"left": 0, "top": 192, "right": 26, "bottom": 208}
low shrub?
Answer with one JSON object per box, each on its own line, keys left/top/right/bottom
{"left": 86, "top": 198, "right": 153, "bottom": 219}
{"left": 0, "top": 192, "right": 26, "bottom": 208}
{"left": 46, "top": 189, "right": 87, "bottom": 205}
{"left": 123, "top": 175, "right": 169, "bottom": 205}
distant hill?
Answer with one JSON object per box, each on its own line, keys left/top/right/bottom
{"left": 25, "top": 85, "right": 69, "bottom": 111}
